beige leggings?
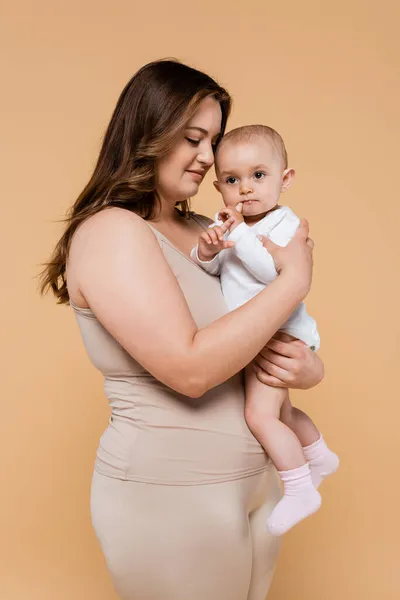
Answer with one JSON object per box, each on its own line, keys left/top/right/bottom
{"left": 91, "top": 468, "right": 282, "bottom": 600}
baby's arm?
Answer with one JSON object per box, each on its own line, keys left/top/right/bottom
{"left": 190, "top": 214, "right": 236, "bottom": 276}
{"left": 267, "top": 207, "right": 300, "bottom": 247}
{"left": 229, "top": 207, "right": 301, "bottom": 284}
{"left": 228, "top": 223, "right": 278, "bottom": 284}
{"left": 190, "top": 245, "right": 222, "bottom": 276}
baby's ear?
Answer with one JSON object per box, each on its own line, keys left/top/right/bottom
{"left": 281, "top": 168, "right": 295, "bottom": 193}
{"left": 213, "top": 180, "right": 221, "bottom": 193}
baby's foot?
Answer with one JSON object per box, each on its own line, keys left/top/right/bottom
{"left": 267, "top": 487, "right": 321, "bottom": 536}
{"left": 303, "top": 436, "right": 340, "bottom": 489}
{"left": 267, "top": 464, "right": 322, "bottom": 536}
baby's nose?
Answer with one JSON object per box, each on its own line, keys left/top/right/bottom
{"left": 240, "top": 184, "right": 253, "bottom": 195}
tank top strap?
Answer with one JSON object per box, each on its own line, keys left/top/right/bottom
{"left": 189, "top": 212, "right": 212, "bottom": 231}
{"left": 145, "top": 212, "right": 210, "bottom": 243}
{"left": 144, "top": 221, "right": 164, "bottom": 247}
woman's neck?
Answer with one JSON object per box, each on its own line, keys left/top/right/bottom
{"left": 151, "top": 197, "right": 185, "bottom": 224}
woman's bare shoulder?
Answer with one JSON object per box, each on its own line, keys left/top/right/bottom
{"left": 76, "top": 206, "right": 148, "bottom": 235}
{"left": 70, "top": 207, "right": 155, "bottom": 253}
{"left": 67, "top": 207, "right": 159, "bottom": 298}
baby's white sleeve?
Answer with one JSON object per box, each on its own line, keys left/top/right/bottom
{"left": 190, "top": 244, "right": 222, "bottom": 276}
{"left": 267, "top": 208, "right": 300, "bottom": 247}
{"left": 189, "top": 213, "right": 225, "bottom": 276}
{"left": 227, "top": 222, "right": 277, "bottom": 284}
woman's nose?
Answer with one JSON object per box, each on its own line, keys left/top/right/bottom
{"left": 197, "top": 150, "right": 214, "bottom": 166}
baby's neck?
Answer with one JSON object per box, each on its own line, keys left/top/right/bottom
{"left": 244, "top": 204, "right": 281, "bottom": 227}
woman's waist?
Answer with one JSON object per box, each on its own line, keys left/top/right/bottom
{"left": 95, "top": 419, "right": 270, "bottom": 485}
{"left": 98, "top": 376, "right": 271, "bottom": 484}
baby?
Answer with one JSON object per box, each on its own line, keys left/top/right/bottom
{"left": 191, "top": 125, "right": 339, "bottom": 536}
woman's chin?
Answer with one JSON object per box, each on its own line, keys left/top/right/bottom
{"left": 182, "top": 182, "right": 201, "bottom": 198}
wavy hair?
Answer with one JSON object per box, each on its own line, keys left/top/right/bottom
{"left": 39, "top": 59, "right": 231, "bottom": 304}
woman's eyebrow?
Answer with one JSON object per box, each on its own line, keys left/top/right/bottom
{"left": 186, "top": 126, "right": 208, "bottom": 134}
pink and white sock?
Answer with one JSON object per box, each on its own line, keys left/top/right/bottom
{"left": 267, "top": 464, "right": 322, "bottom": 537}
{"left": 303, "top": 435, "right": 340, "bottom": 489}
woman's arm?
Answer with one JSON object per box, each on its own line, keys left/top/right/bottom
{"left": 71, "top": 208, "right": 313, "bottom": 398}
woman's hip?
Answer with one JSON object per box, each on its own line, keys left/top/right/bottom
{"left": 90, "top": 468, "right": 282, "bottom": 600}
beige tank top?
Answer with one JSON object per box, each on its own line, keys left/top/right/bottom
{"left": 71, "top": 214, "right": 270, "bottom": 485}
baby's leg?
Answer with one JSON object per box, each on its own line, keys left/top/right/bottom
{"left": 280, "top": 392, "right": 320, "bottom": 447}
{"left": 244, "top": 366, "right": 304, "bottom": 471}
{"left": 280, "top": 391, "right": 340, "bottom": 489}
{"left": 244, "top": 366, "right": 321, "bottom": 536}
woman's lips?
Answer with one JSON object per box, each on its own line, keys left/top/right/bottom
{"left": 187, "top": 170, "right": 204, "bottom": 182}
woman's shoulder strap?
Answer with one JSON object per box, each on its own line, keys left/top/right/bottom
{"left": 190, "top": 212, "right": 212, "bottom": 230}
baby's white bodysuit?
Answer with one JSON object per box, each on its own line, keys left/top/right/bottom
{"left": 190, "top": 206, "right": 320, "bottom": 350}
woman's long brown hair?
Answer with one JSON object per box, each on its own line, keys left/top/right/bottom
{"left": 39, "top": 59, "right": 231, "bottom": 304}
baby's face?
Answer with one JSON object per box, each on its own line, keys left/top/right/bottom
{"left": 215, "top": 138, "right": 287, "bottom": 219}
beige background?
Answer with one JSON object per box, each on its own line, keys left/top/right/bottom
{"left": 1, "top": 1, "right": 399, "bottom": 598}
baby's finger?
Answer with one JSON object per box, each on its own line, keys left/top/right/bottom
{"left": 213, "top": 226, "right": 225, "bottom": 241}
{"left": 200, "top": 232, "right": 212, "bottom": 245}
{"left": 218, "top": 208, "right": 233, "bottom": 221}
{"left": 236, "top": 202, "right": 243, "bottom": 213}
{"left": 208, "top": 228, "right": 219, "bottom": 245}
{"left": 219, "top": 216, "right": 235, "bottom": 233}
{"left": 222, "top": 240, "right": 235, "bottom": 249}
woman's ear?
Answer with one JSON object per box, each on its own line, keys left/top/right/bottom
{"left": 213, "top": 180, "right": 221, "bottom": 193}
{"left": 281, "top": 168, "right": 295, "bottom": 193}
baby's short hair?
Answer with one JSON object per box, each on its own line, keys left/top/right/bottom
{"left": 216, "top": 124, "right": 288, "bottom": 169}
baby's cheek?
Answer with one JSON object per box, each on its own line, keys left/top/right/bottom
{"left": 229, "top": 189, "right": 240, "bottom": 203}
{"left": 223, "top": 192, "right": 237, "bottom": 207}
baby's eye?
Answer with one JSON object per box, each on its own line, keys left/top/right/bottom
{"left": 254, "top": 171, "right": 265, "bottom": 180}
{"left": 186, "top": 138, "right": 201, "bottom": 146}
{"left": 226, "top": 177, "right": 238, "bottom": 185}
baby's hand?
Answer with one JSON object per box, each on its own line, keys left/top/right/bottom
{"left": 197, "top": 216, "right": 236, "bottom": 261}
{"left": 218, "top": 204, "right": 244, "bottom": 232}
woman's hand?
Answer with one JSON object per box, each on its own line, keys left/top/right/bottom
{"left": 257, "top": 219, "right": 314, "bottom": 299}
{"left": 253, "top": 332, "right": 324, "bottom": 390}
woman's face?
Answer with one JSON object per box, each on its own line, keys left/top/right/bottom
{"left": 156, "top": 96, "right": 222, "bottom": 204}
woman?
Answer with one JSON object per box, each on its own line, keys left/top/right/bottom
{"left": 41, "top": 59, "right": 323, "bottom": 600}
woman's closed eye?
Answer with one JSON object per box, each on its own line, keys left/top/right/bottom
{"left": 186, "top": 137, "right": 201, "bottom": 146}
